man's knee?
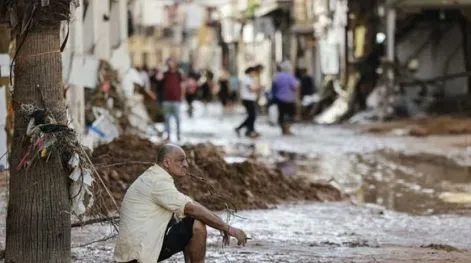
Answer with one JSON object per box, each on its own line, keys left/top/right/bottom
{"left": 192, "top": 220, "right": 207, "bottom": 238}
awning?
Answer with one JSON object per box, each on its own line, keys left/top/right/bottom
{"left": 254, "top": 0, "right": 291, "bottom": 17}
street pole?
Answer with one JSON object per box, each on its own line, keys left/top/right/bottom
{"left": 379, "top": 4, "right": 396, "bottom": 121}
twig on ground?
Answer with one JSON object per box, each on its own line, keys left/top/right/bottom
{"left": 72, "top": 233, "right": 118, "bottom": 248}
{"left": 72, "top": 216, "right": 120, "bottom": 228}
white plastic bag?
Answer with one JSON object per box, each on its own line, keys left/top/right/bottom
{"left": 89, "top": 108, "right": 120, "bottom": 143}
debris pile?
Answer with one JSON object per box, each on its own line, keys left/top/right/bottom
{"left": 91, "top": 136, "right": 342, "bottom": 214}
{"left": 85, "top": 60, "right": 129, "bottom": 129}
{"left": 90, "top": 135, "right": 159, "bottom": 216}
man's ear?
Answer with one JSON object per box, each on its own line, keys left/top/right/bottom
{"left": 163, "top": 159, "right": 170, "bottom": 169}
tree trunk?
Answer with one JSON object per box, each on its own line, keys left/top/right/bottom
{"left": 5, "top": 22, "right": 71, "bottom": 262}
{"left": 459, "top": 15, "right": 471, "bottom": 94}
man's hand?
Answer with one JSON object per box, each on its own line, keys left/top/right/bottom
{"left": 149, "top": 92, "right": 157, "bottom": 101}
{"left": 223, "top": 231, "right": 230, "bottom": 246}
{"left": 227, "top": 226, "right": 248, "bottom": 246}
{"left": 184, "top": 201, "right": 249, "bottom": 246}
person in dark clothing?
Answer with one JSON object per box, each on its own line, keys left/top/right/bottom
{"left": 156, "top": 70, "right": 165, "bottom": 106}
{"left": 199, "top": 70, "right": 214, "bottom": 102}
{"left": 185, "top": 72, "right": 199, "bottom": 118}
{"left": 218, "top": 69, "right": 230, "bottom": 108}
{"left": 238, "top": 100, "right": 256, "bottom": 136}
{"left": 298, "top": 68, "right": 315, "bottom": 100}
{"left": 141, "top": 68, "right": 160, "bottom": 122}
{"left": 297, "top": 68, "right": 316, "bottom": 120}
{"left": 150, "top": 68, "right": 159, "bottom": 92}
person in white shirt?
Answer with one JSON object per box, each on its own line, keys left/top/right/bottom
{"left": 235, "top": 66, "right": 261, "bottom": 138}
{"left": 115, "top": 144, "right": 248, "bottom": 263}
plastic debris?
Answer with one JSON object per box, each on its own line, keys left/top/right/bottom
{"left": 68, "top": 153, "right": 80, "bottom": 168}
{"left": 69, "top": 167, "right": 82, "bottom": 182}
{"left": 68, "top": 151, "right": 95, "bottom": 216}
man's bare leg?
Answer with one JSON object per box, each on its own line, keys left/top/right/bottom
{"left": 183, "top": 247, "right": 191, "bottom": 263}
{"left": 185, "top": 220, "right": 207, "bottom": 263}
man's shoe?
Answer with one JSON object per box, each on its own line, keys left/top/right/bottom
{"left": 282, "top": 124, "right": 294, "bottom": 136}
{"left": 235, "top": 128, "right": 241, "bottom": 137}
{"left": 246, "top": 131, "right": 260, "bottom": 138}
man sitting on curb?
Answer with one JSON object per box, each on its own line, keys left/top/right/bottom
{"left": 114, "top": 144, "right": 248, "bottom": 263}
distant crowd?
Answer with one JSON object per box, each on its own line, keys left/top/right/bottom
{"left": 134, "top": 58, "right": 316, "bottom": 141}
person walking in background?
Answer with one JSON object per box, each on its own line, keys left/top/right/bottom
{"left": 235, "top": 66, "right": 261, "bottom": 138}
{"left": 273, "top": 61, "right": 300, "bottom": 136}
{"left": 218, "top": 69, "right": 230, "bottom": 109}
{"left": 199, "top": 70, "right": 215, "bottom": 114}
{"left": 162, "top": 58, "right": 184, "bottom": 141}
{"left": 200, "top": 70, "right": 215, "bottom": 103}
{"left": 185, "top": 71, "right": 199, "bottom": 118}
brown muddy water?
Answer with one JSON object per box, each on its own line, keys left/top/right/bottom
{"left": 355, "top": 151, "right": 471, "bottom": 215}
{"left": 224, "top": 142, "right": 471, "bottom": 216}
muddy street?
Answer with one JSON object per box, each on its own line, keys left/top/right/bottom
{"left": 70, "top": 203, "right": 471, "bottom": 262}
{"left": 68, "top": 105, "right": 471, "bottom": 262}
{"left": 2, "top": 105, "right": 471, "bottom": 262}
{"left": 4, "top": 0, "right": 471, "bottom": 261}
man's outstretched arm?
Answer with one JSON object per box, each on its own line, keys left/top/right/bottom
{"left": 184, "top": 201, "right": 248, "bottom": 246}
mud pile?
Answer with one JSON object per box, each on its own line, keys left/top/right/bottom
{"left": 91, "top": 136, "right": 342, "bottom": 214}
{"left": 362, "top": 116, "right": 471, "bottom": 137}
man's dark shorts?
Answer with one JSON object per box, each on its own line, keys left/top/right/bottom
{"left": 125, "top": 216, "right": 195, "bottom": 263}
{"left": 158, "top": 216, "right": 195, "bottom": 262}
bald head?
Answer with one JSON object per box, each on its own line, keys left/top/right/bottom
{"left": 157, "top": 144, "right": 183, "bottom": 164}
{"left": 157, "top": 144, "right": 189, "bottom": 177}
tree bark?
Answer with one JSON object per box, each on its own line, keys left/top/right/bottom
{"left": 5, "top": 22, "right": 71, "bottom": 263}
{"left": 459, "top": 15, "right": 471, "bottom": 94}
